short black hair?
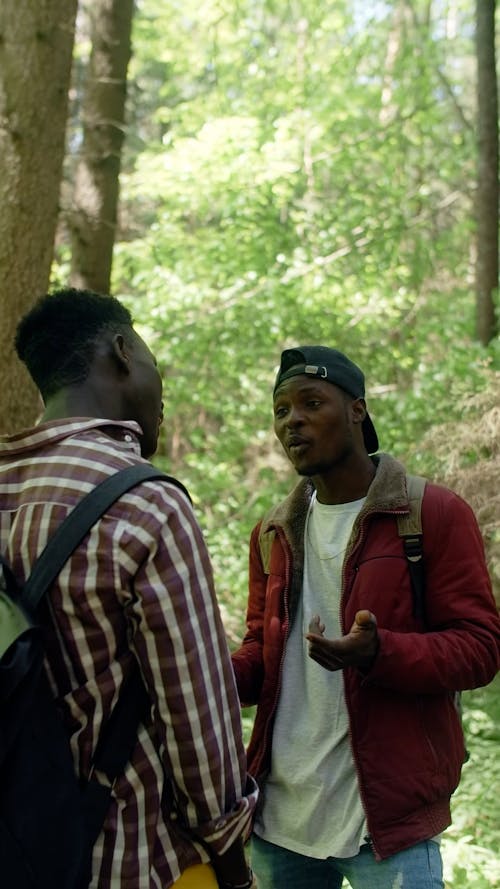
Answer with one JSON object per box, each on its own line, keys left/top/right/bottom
{"left": 15, "top": 288, "right": 134, "bottom": 400}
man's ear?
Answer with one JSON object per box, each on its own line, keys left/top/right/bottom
{"left": 351, "top": 397, "right": 367, "bottom": 425}
{"left": 111, "top": 334, "right": 132, "bottom": 375}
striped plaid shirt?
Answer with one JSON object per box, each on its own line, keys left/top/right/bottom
{"left": 0, "top": 418, "right": 257, "bottom": 888}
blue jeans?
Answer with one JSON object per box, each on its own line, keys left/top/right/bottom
{"left": 251, "top": 834, "right": 444, "bottom": 889}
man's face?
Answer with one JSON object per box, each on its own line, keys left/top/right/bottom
{"left": 273, "top": 375, "right": 363, "bottom": 477}
{"left": 126, "top": 332, "right": 164, "bottom": 458}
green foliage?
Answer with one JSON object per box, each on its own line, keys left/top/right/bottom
{"left": 53, "top": 0, "right": 499, "bottom": 879}
{"left": 442, "top": 677, "right": 500, "bottom": 889}
{"left": 111, "top": 0, "right": 498, "bottom": 657}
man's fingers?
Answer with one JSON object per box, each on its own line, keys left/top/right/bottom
{"left": 308, "top": 614, "right": 325, "bottom": 635}
{"left": 307, "top": 647, "right": 344, "bottom": 671}
{"left": 354, "top": 609, "right": 377, "bottom": 629}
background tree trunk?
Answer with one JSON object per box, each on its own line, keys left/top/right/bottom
{"left": 0, "top": 0, "right": 78, "bottom": 433}
{"left": 69, "top": 0, "right": 134, "bottom": 294}
{"left": 379, "top": 1, "right": 406, "bottom": 126}
{"left": 475, "top": 0, "right": 499, "bottom": 345}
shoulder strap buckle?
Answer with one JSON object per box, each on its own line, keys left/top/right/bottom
{"left": 397, "top": 475, "right": 426, "bottom": 622}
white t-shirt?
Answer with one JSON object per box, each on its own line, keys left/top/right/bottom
{"left": 254, "top": 493, "right": 367, "bottom": 858}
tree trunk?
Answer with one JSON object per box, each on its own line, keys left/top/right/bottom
{"left": 379, "top": 1, "right": 406, "bottom": 126}
{"left": 0, "top": 0, "right": 78, "bottom": 433}
{"left": 69, "top": 0, "right": 134, "bottom": 294}
{"left": 475, "top": 0, "right": 499, "bottom": 345}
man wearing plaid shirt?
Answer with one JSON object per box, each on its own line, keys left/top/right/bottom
{"left": 0, "top": 288, "right": 256, "bottom": 889}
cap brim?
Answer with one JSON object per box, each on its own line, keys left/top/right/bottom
{"left": 363, "top": 413, "right": 379, "bottom": 455}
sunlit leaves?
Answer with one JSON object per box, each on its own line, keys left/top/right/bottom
{"left": 101, "top": 6, "right": 500, "bottom": 879}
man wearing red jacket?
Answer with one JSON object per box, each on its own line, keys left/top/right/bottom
{"left": 232, "top": 345, "right": 500, "bottom": 889}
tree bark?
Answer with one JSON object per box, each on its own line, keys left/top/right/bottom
{"left": 379, "top": 1, "right": 406, "bottom": 126}
{"left": 475, "top": 0, "right": 499, "bottom": 345}
{"left": 69, "top": 0, "right": 134, "bottom": 294}
{"left": 0, "top": 0, "right": 78, "bottom": 433}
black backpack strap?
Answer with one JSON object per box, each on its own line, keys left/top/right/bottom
{"left": 396, "top": 474, "right": 427, "bottom": 624}
{"left": 23, "top": 463, "right": 189, "bottom": 613}
{"left": 17, "top": 463, "right": 190, "bottom": 876}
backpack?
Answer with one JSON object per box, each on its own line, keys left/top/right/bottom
{"left": 392, "top": 474, "right": 428, "bottom": 623}
{"left": 397, "top": 475, "right": 467, "bottom": 756}
{"left": 0, "top": 463, "right": 189, "bottom": 889}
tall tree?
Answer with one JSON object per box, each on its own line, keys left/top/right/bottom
{"left": 0, "top": 0, "right": 78, "bottom": 433}
{"left": 68, "top": 0, "right": 134, "bottom": 293}
{"left": 475, "top": 0, "right": 499, "bottom": 345}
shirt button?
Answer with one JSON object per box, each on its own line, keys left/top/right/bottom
{"left": 124, "top": 434, "right": 132, "bottom": 442}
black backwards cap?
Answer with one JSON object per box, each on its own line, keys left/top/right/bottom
{"left": 273, "top": 345, "right": 379, "bottom": 455}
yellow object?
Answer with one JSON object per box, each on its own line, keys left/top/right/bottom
{"left": 173, "top": 862, "right": 219, "bottom": 888}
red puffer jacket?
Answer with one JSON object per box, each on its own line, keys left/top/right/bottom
{"left": 232, "top": 454, "right": 500, "bottom": 860}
